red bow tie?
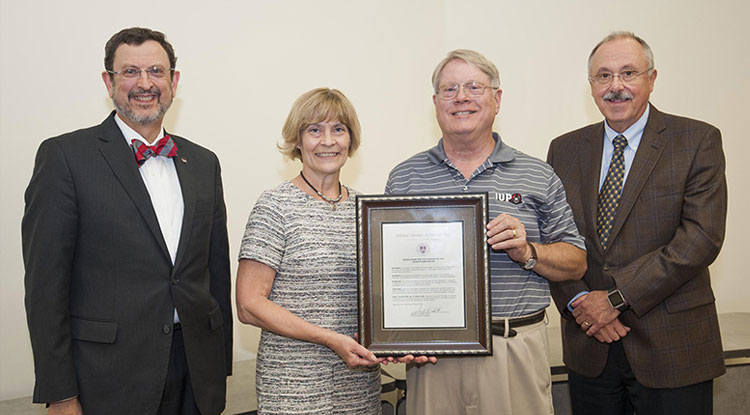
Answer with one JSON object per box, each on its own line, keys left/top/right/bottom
{"left": 131, "top": 135, "right": 178, "bottom": 166}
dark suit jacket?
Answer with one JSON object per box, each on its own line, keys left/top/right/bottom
{"left": 546, "top": 106, "right": 726, "bottom": 388}
{"left": 23, "top": 112, "right": 232, "bottom": 415}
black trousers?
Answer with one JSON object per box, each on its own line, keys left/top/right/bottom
{"left": 158, "top": 324, "right": 201, "bottom": 415}
{"left": 568, "top": 341, "right": 713, "bottom": 415}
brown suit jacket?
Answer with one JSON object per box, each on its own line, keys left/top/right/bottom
{"left": 546, "top": 106, "right": 726, "bottom": 388}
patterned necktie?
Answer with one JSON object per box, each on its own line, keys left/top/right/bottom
{"left": 597, "top": 134, "right": 628, "bottom": 249}
{"left": 131, "top": 135, "right": 177, "bottom": 167}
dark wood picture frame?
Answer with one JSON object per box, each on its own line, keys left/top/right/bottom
{"left": 356, "top": 193, "right": 492, "bottom": 356}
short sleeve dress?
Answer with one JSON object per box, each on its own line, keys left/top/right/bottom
{"left": 239, "top": 181, "right": 381, "bottom": 415}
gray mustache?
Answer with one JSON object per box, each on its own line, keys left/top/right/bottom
{"left": 603, "top": 91, "right": 633, "bottom": 101}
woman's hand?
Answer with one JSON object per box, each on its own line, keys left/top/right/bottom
{"left": 237, "top": 260, "right": 385, "bottom": 367}
{"left": 327, "top": 332, "right": 382, "bottom": 367}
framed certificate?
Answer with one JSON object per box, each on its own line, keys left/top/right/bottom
{"left": 356, "top": 193, "right": 492, "bottom": 356}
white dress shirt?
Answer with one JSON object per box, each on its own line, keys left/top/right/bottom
{"left": 114, "top": 114, "right": 184, "bottom": 322}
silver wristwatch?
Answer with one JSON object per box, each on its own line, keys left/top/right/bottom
{"left": 520, "top": 242, "right": 538, "bottom": 270}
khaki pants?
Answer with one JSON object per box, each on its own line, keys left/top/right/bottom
{"left": 405, "top": 319, "right": 553, "bottom": 415}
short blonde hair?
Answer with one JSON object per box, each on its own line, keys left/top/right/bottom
{"left": 431, "top": 49, "right": 501, "bottom": 91}
{"left": 279, "top": 88, "right": 361, "bottom": 161}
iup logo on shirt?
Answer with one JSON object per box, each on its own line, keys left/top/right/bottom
{"left": 496, "top": 192, "right": 523, "bottom": 205}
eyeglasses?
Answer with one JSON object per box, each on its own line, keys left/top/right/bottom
{"left": 107, "top": 66, "right": 174, "bottom": 79}
{"left": 436, "top": 81, "right": 497, "bottom": 100}
{"left": 589, "top": 68, "right": 653, "bottom": 85}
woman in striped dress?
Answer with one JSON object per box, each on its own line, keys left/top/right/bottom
{"left": 236, "top": 88, "right": 382, "bottom": 414}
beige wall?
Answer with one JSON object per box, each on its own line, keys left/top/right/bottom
{"left": 1, "top": 0, "right": 747, "bottom": 401}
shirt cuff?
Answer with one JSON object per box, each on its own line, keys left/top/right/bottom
{"left": 567, "top": 291, "right": 589, "bottom": 312}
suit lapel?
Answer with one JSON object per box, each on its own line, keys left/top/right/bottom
{"left": 580, "top": 122, "right": 606, "bottom": 255}
{"left": 96, "top": 112, "right": 172, "bottom": 261}
{"left": 607, "top": 106, "right": 667, "bottom": 246}
{"left": 171, "top": 138, "right": 195, "bottom": 274}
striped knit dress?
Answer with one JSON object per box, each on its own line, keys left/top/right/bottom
{"left": 239, "top": 181, "right": 381, "bottom": 415}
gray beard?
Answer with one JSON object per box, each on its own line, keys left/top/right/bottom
{"left": 112, "top": 96, "right": 171, "bottom": 125}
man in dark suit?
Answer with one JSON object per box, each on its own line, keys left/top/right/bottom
{"left": 547, "top": 32, "right": 726, "bottom": 415}
{"left": 22, "top": 27, "right": 232, "bottom": 415}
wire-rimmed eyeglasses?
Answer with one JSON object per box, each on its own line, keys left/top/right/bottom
{"left": 588, "top": 68, "right": 653, "bottom": 85}
{"left": 436, "top": 81, "right": 498, "bottom": 100}
{"left": 107, "top": 66, "right": 174, "bottom": 79}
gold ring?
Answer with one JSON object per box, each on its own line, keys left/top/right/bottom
{"left": 583, "top": 321, "right": 590, "bottom": 327}
{"left": 512, "top": 229, "right": 517, "bottom": 238}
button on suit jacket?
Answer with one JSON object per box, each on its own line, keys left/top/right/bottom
{"left": 23, "top": 112, "right": 233, "bottom": 415}
{"left": 546, "top": 106, "right": 726, "bottom": 388}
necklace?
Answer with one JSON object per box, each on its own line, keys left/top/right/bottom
{"left": 300, "top": 171, "right": 343, "bottom": 209}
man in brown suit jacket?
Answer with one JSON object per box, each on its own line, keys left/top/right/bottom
{"left": 547, "top": 32, "right": 726, "bottom": 415}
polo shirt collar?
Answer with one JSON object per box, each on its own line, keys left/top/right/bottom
{"left": 426, "top": 132, "right": 514, "bottom": 165}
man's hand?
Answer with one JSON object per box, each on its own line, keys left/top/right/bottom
{"left": 486, "top": 213, "right": 529, "bottom": 262}
{"left": 486, "top": 212, "right": 586, "bottom": 281}
{"left": 593, "top": 318, "right": 631, "bottom": 343}
{"left": 48, "top": 397, "right": 82, "bottom": 415}
{"left": 380, "top": 355, "right": 437, "bottom": 365}
{"left": 571, "top": 290, "right": 619, "bottom": 335}
{"left": 392, "top": 355, "right": 438, "bottom": 365}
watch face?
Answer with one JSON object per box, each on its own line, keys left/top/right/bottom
{"left": 608, "top": 291, "right": 625, "bottom": 307}
{"left": 522, "top": 258, "right": 537, "bottom": 270}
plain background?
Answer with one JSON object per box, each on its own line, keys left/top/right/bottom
{"left": 1, "top": 0, "right": 748, "bottom": 401}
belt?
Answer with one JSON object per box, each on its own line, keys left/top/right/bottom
{"left": 491, "top": 310, "right": 545, "bottom": 337}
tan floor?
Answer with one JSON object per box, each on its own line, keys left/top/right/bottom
{"left": 3, "top": 313, "right": 747, "bottom": 415}
{"left": 0, "top": 359, "right": 258, "bottom": 415}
